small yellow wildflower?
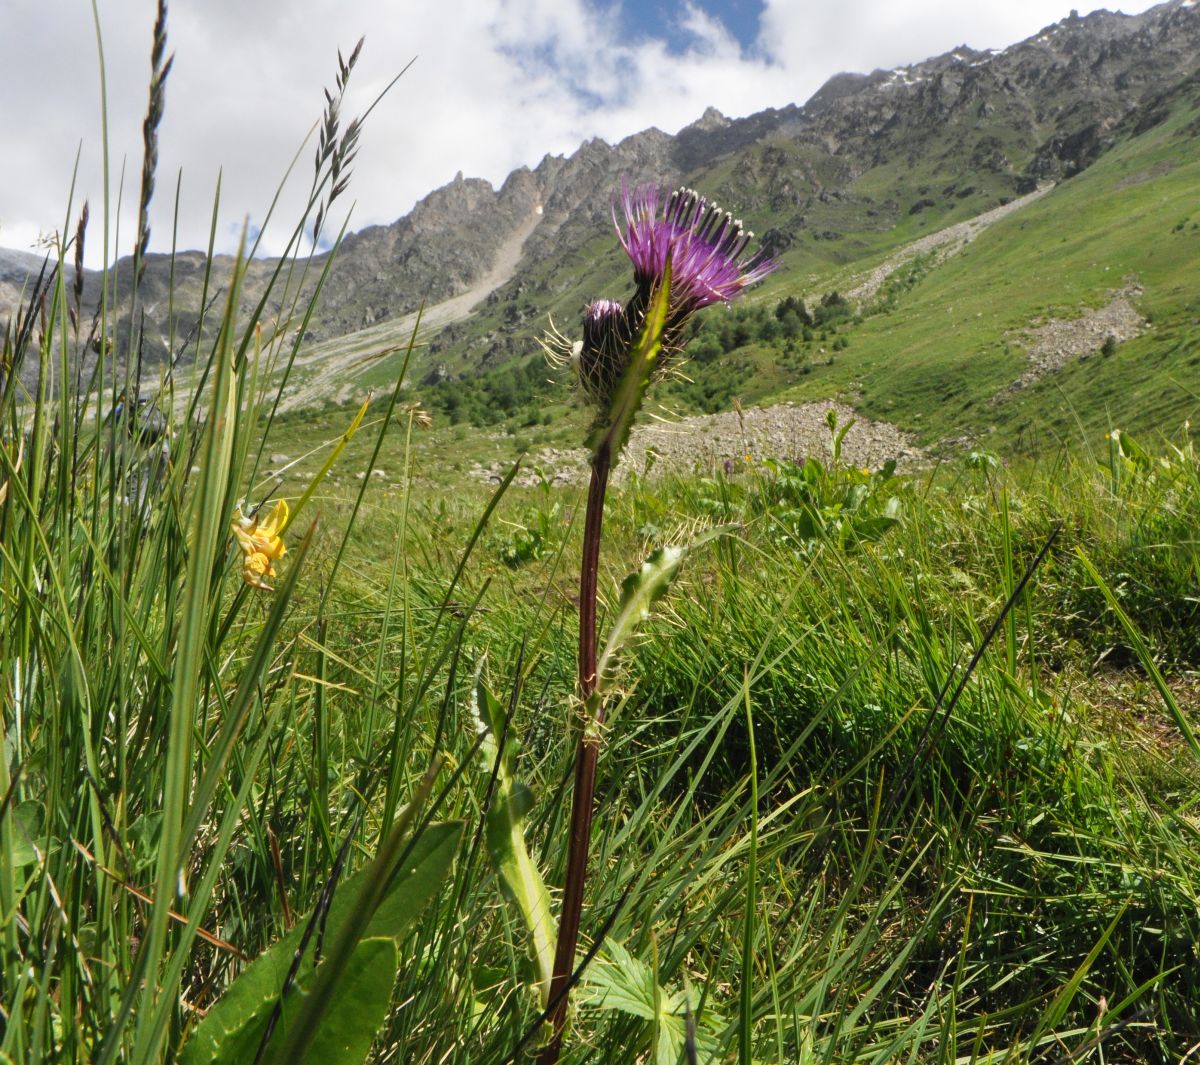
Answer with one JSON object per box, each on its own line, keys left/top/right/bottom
{"left": 231, "top": 499, "right": 288, "bottom": 591}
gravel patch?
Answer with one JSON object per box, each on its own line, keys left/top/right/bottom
{"left": 1006, "top": 282, "right": 1147, "bottom": 391}
{"left": 847, "top": 185, "right": 1054, "bottom": 306}
{"left": 469, "top": 401, "right": 921, "bottom": 487}
{"left": 1113, "top": 160, "right": 1176, "bottom": 190}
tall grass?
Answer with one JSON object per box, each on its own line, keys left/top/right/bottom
{"left": 2, "top": 7, "right": 1199, "bottom": 1064}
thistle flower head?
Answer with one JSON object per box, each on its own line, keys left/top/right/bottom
{"left": 574, "top": 299, "right": 629, "bottom": 405}
{"left": 615, "top": 180, "right": 774, "bottom": 330}
{"left": 546, "top": 179, "right": 773, "bottom": 411}
{"left": 540, "top": 299, "right": 630, "bottom": 407}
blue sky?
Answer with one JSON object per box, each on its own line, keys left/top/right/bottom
{"left": 0, "top": 0, "right": 1166, "bottom": 267}
{"left": 604, "top": 0, "right": 767, "bottom": 53}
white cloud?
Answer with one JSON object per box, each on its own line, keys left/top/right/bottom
{"left": 0, "top": 0, "right": 1165, "bottom": 268}
{"left": 678, "top": 2, "right": 744, "bottom": 55}
{"left": 756, "top": 0, "right": 1160, "bottom": 78}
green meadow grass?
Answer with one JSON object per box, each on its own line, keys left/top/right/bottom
{"left": 3, "top": 15, "right": 1200, "bottom": 1064}
{"left": 6, "top": 260, "right": 1199, "bottom": 1061}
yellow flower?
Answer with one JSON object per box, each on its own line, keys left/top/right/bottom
{"left": 231, "top": 499, "right": 288, "bottom": 590}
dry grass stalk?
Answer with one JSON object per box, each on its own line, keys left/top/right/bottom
{"left": 136, "top": 0, "right": 173, "bottom": 287}
{"left": 312, "top": 37, "right": 365, "bottom": 245}
{"left": 70, "top": 200, "right": 89, "bottom": 334}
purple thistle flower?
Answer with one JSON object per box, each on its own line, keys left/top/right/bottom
{"left": 544, "top": 180, "right": 773, "bottom": 410}
{"left": 541, "top": 185, "right": 775, "bottom": 1059}
{"left": 615, "top": 180, "right": 775, "bottom": 330}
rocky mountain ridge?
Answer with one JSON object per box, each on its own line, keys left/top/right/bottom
{"left": 4, "top": 0, "right": 1199, "bottom": 386}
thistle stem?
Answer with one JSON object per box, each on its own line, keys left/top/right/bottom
{"left": 539, "top": 441, "right": 612, "bottom": 1064}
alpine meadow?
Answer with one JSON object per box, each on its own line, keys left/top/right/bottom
{"left": 2, "top": 2, "right": 1200, "bottom": 1063}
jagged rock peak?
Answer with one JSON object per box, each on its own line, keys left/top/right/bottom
{"left": 687, "top": 106, "right": 731, "bottom": 132}
{"left": 0, "top": 247, "right": 58, "bottom": 283}
{"left": 803, "top": 71, "right": 886, "bottom": 113}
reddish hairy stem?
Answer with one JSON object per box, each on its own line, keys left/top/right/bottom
{"left": 538, "top": 442, "right": 612, "bottom": 1064}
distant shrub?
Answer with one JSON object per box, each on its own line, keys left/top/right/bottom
{"left": 774, "top": 294, "right": 812, "bottom": 327}
{"left": 689, "top": 332, "right": 723, "bottom": 363}
{"left": 813, "top": 290, "right": 851, "bottom": 326}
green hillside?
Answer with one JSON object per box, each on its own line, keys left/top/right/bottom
{"left": 791, "top": 77, "right": 1200, "bottom": 448}
{"left": 310, "top": 76, "right": 1200, "bottom": 458}
{"left": 8, "top": 6, "right": 1200, "bottom": 1062}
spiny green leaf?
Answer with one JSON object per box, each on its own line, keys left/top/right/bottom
{"left": 284, "top": 937, "right": 397, "bottom": 1065}
{"left": 180, "top": 821, "right": 462, "bottom": 1065}
{"left": 472, "top": 675, "right": 555, "bottom": 1004}
{"left": 596, "top": 526, "right": 737, "bottom": 693}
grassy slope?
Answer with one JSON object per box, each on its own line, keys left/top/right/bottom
{"left": 8, "top": 144, "right": 1200, "bottom": 1065}
{"left": 767, "top": 84, "right": 1200, "bottom": 448}
{"left": 329, "top": 78, "right": 1200, "bottom": 459}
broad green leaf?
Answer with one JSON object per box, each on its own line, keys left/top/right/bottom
{"left": 831, "top": 416, "right": 856, "bottom": 465}
{"left": 472, "top": 676, "right": 555, "bottom": 1004}
{"left": 656, "top": 1014, "right": 686, "bottom": 1065}
{"left": 283, "top": 937, "right": 397, "bottom": 1065}
{"left": 8, "top": 802, "right": 40, "bottom": 869}
{"left": 582, "top": 939, "right": 658, "bottom": 1020}
{"left": 364, "top": 821, "right": 463, "bottom": 944}
{"left": 1115, "top": 428, "right": 1150, "bottom": 468}
{"left": 851, "top": 515, "right": 900, "bottom": 541}
{"left": 582, "top": 940, "right": 724, "bottom": 1065}
{"left": 180, "top": 821, "right": 462, "bottom": 1065}
{"left": 843, "top": 483, "right": 869, "bottom": 512}
{"left": 263, "top": 763, "right": 453, "bottom": 1065}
